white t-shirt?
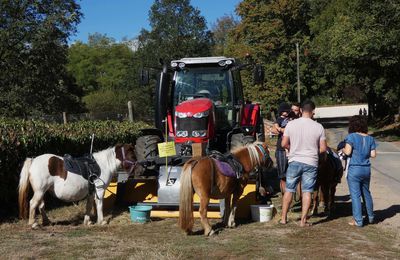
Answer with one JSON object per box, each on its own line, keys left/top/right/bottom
{"left": 283, "top": 117, "right": 326, "bottom": 167}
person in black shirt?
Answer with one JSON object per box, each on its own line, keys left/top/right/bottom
{"left": 273, "top": 102, "right": 291, "bottom": 194}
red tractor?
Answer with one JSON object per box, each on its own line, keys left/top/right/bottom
{"left": 130, "top": 57, "right": 265, "bottom": 216}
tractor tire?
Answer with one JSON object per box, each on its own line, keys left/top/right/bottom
{"left": 135, "top": 135, "right": 161, "bottom": 169}
{"left": 230, "top": 133, "right": 255, "bottom": 151}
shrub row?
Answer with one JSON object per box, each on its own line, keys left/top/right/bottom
{"left": 0, "top": 118, "right": 149, "bottom": 219}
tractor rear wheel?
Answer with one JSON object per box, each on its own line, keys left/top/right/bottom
{"left": 230, "top": 133, "right": 255, "bottom": 151}
{"left": 135, "top": 135, "right": 161, "bottom": 169}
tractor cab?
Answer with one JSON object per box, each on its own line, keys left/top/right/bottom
{"left": 168, "top": 57, "right": 245, "bottom": 153}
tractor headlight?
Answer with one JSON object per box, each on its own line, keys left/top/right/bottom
{"left": 176, "top": 130, "right": 188, "bottom": 137}
{"left": 192, "top": 130, "right": 207, "bottom": 137}
{"left": 175, "top": 111, "right": 188, "bottom": 118}
{"left": 178, "top": 62, "right": 185, "bottom": 69}
{"left": 171, "top": 62, "right": 178, "bottom": 68}
{"left": 193, "top": 111, "right": 209, "bottom": 118}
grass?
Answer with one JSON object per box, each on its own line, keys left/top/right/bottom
{"left": 1, "top": 194, "right": 399, "bottom": 259}
{"left": 371, "top": 125, "right": 400, "bottom": 142}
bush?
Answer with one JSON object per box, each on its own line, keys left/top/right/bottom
{"left": 0, "top": 118, "right": 149, "bottom": 219}
{"left": 83, "top": 89, "right": 154, "bottom": 120}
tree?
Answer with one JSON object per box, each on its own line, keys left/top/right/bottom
{"left": 211, "top": 15, "right": 239, "bottom": 56}
{"left": 67, "top": 34, "right": 152, "bottom": 119}
{"left": 136, "top": 0, "right": 213, "bottom": 64}
{"left": 0, "top": 0, "right": 83, "bottom": 117}
{"left": 225, "top": 0, "right": 313, "bottom": 111}
{"left": 68, "top": 34, "right": 135, "bottom": 93}
{"left": 309, "top": 0, "right": 400, "bottom": 118}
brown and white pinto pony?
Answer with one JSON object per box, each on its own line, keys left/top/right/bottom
{"left": 18, "top": 144, "right": 138, "bottom": 228}
{"left": 312, "top": 148, "right": 343, "bottom": 216}
{"left": 179, "top": 142, "right": 273, "bottom": 236}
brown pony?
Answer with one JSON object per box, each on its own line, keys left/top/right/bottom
{"left": 178, "top": 142, "right": 272, "bottom": 236}
{"left": 312, "top": 148, "right": 343, "bottom": 215}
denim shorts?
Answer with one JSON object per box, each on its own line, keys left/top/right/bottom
{"left": 286, "top": 161, "right": 317, "bottom": 193}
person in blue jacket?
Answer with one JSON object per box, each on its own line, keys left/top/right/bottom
{"left": 343, "top": 115, "right": 377, "bottom": 227}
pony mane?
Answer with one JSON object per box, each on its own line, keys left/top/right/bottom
{"left": 232, "top": 142, "right": 263, "bottom": 169}
{"left": 93, "top": 147, "right": 118, "bottom": 175}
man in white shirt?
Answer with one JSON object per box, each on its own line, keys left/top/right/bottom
{"left": 280, "top": 100, "right": 327, "bottom": 227}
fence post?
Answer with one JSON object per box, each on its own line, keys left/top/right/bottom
{"left": 128, "top": 101, "right": 134, "bottom": 122}
{"left": 63, "top": 112, "right": 67, "bottom": 124}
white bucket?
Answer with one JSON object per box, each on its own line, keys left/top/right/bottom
{"left": 250, "top": 204, "right": 274, "bottom": 222}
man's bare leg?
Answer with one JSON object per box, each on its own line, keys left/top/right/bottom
{"left": 280, "top": 191, "right": 293, "bottom": 224}
{"left": 300, "top": 192, "right": 312, "bottom": 227}
{"left": 280, "top": 179, "right": 286, "bottom": 195}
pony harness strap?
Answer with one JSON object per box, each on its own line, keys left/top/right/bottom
{"left": 209, "top": 151, "right": 243, "bottom": 179}
{"left": 326, "top": 148, "right": 343, "bottom": 173}
{"left": 63, "top": 154, "right": 101, "bottom": 183}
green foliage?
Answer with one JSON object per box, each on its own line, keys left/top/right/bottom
{"left": 67, "top": 34, "right": 154, "bottom": 118}
{"left": 211, "top": 15, "right": 239, "bottom": 56}
{"left": 68, "top": 34, "right": 137, "bottom": 93}
{"left": 226, "top": 0, "right": 312, "bottom": 111}
{"left": 0, "top": 118, "right": 149, "bottom": 217}
{"left": 135, "top": 0, "right": 213, "bottom": 65}
{"left": 0, "top": 0, "right": 84, "bottom": 117}
{"left": 83, "top": 89, "right": 152, "bottom": 119}
{"left": 309, "top": 0, "right": 400, "bottom": 117}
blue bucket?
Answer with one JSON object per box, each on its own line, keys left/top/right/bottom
{"left": 129, "top": 205, "right": 152, "bottom": 223}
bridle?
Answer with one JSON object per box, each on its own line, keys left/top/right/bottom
{"left": 256, "top": 144, "right": 272, "bottom": 168}
{"left": 121, "top": 146, "right": 137, "bottom": 174}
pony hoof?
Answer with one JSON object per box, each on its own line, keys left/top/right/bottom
{"left": 228, "top": 222, "right": 236, "bottom": 228}
{"left": 207, "top": 229, "right": 216, "bottom": 236}
{"left": 100, "top": 220, "right": 107, "bottom": 225}
{"left": 31, "top": 223, "right": 40, "bottom": 230}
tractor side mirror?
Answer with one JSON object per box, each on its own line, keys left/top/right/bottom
{"left": 139, "top": 69, "right": 149, "bottom": 86}
{"left": 253, "top": 65, "right": 265, "bottom": 85}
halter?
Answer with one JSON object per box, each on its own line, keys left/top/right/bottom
{"left": 256, "top": 144, "right": 270, "bottom": 164}
{"left": 121, "top": 146, "right": 137, "bottom": 174}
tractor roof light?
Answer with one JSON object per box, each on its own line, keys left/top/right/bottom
{"left": 178, "top": 62, "right": 186, "bottom": 69}
{"left": 171, "top": 62, "right": 178, "bottom": 68}
{"left": 218, "top": 59, "right": 233, "bottom": 67}
{"left": 218, "top": 60, "right": 226, "bottom": 67}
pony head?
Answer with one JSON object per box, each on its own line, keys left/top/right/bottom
{"left": 115, "top": 144, "right": 141, "bottom": 175}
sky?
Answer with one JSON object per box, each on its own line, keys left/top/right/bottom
{"left": 69, "top": 0, "right": 242, "bottom": 43}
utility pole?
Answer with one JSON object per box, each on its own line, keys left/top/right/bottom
{"left": 296, "top": 42, "right": 301, "bottom": 103}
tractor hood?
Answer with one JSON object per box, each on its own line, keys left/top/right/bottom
{"left": 175, "top": 98, "right": 213, "bottom": 115}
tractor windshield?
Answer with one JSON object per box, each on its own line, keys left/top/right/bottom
{"left": 173, "top": 68, "right": 231, "bottom": 106}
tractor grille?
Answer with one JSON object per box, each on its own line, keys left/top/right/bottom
{"left": 176, "top": 117, "right": 208, "bottom": 137}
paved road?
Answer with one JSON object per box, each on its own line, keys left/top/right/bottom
{"left": 372, "top": 142, "right": 400, "bottom": 196}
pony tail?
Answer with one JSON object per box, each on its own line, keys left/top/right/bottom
{"left": 178, "top": 162, "right": 194, "bottom": 234}
{"left": 18, "top": 158, "right": 32, "bottom": 219}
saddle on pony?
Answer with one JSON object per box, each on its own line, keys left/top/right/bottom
{"left": 63, "top": 154, "right": 101, "bottom": 182}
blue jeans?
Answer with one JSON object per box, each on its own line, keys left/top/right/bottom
{"left": 286, "top": 161, "right": 317, "bottom": 193}
{"left": 347, "top": 166, "right": 374, "bottom": 226}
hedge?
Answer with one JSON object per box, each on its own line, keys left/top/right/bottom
{"left": 0, "top": 118, "right": 149, "bottom": 219}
